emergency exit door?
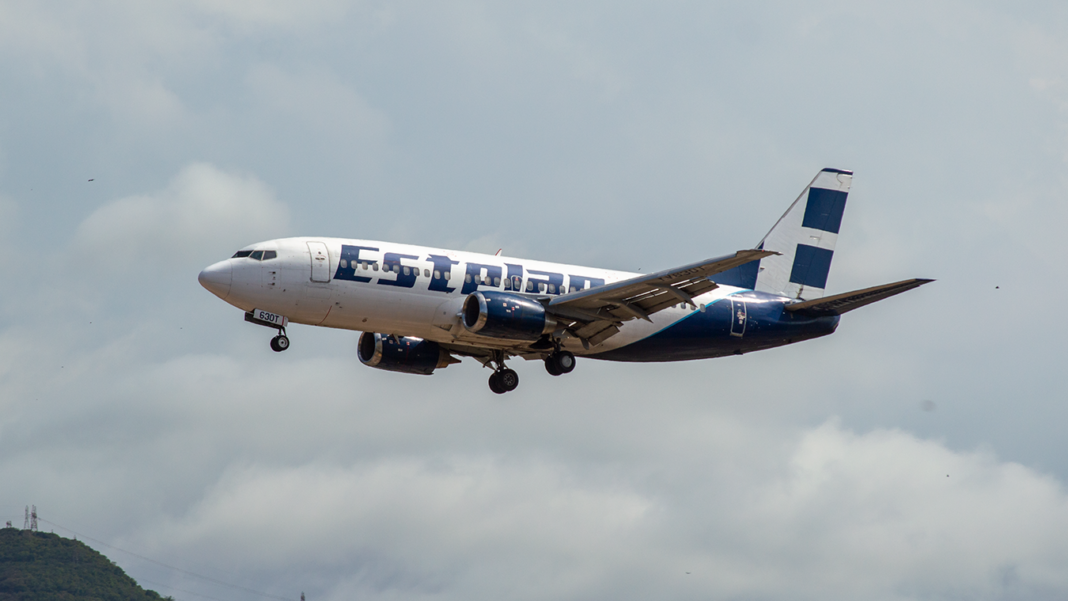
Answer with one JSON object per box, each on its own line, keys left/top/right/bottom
{"left": 307, "top": 241, "right": 331, "bottom": 283}
{"left": 730, "top": 297, "right": 747, "bottom": 337}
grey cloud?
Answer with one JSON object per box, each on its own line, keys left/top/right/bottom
{"left": 3, "top": 2, "right": 1068, "bottom": 601}
{"left": 74, "top": 162, "right": 290, "bottom": 269}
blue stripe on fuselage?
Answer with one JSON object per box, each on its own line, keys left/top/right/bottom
{"left": 591, "top": 291, "right": 839, "bottom": 362}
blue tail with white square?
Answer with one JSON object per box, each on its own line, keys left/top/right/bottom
{"left": 754, "top": 168, "right": 852, "bottom": 300}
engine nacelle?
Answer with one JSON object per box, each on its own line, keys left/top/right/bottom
{"left": 462, "top": 291, "right": 557, "bottom": 340}
{"left": 358, "top": 333, "right": 452, "bottom": 375}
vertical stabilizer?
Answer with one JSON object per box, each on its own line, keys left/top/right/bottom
{"left": 753, "top": 168, "right": 852, "bottom": 300}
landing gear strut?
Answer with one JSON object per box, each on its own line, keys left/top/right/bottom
{"left": 486, "top": 351, "right": 519, "bottom": 394}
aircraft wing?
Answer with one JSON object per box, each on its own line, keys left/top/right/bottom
{"left": 546, "top": 249, "right": 777, "bottom": 346}
{"left": 783, "top": 278, "right": 934, "bottom": 316}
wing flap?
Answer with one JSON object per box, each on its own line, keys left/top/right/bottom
{"left": 543, "top": 249, "right": 775, "bottom": 346}
{"left": 551, "top": 249, "right": 776, "bottom": 312}
{"left": 784, "top": 278, "right": 933, "bottom": 316}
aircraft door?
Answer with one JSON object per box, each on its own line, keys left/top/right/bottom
{"left": 307, "top": 241, "right": 331, "bottom": 283}
{"left": 730, "top": 297, "right": 747, "bottom": 337}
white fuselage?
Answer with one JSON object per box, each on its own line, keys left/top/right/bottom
{"left": 199, "top": 237, "right": 743, "bottom": 356}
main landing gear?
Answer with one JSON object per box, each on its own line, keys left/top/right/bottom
{"left": 488, "top": 368, "right": 519, "bottom": 394}
{"left": 486, "top": 350, "right": 519, "bottom": 394}
{"left": 544, "top": 350, "right": 576, "bottom": 376}
{"left": 485, "top": 348, "right": 578, "bottom": 394}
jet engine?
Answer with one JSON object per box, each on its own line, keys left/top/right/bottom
{"left": 358, "top": 332, "right": 455, "bottom": 375}
{"left": 462, "top": 291, "right": 557, "bottom": 340}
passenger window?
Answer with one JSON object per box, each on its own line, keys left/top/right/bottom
{"left": 503, "top": 279, "right": 511, "bottom": 290}
{"left": 403, "top": 266, "right": 410, "bottom": 276}
{"left": 249, "top": 250, "right": 264, "bottom": 260}
{"left": 444, "top": 272, "right": 451, "bottom": 280}
{"left": 340, "top": 259, "right": 348, "bottom": 269}
{"left": 526, "top": 281, "right": 534, "bottom": 292}
{"left": 373, "top": 263, "right": 379, "bottom": 271}
{"left": 493, "top": 277, "right": 501, "bottom": 286}
{"left": 539, "top": 283, "right": 547, "bottom": 293}
{"left": 424, "top": 269, "right": 430, "bottom": 278}
{"left": 262, "top": 250, "right": 277, "bottom": 260}
{"left": 548, "top": 284, "right": 556, "bottom": 293}
{"left": 434, "top": 270, "right": 441, "bottom": 279}
{"left": 231, "top": 250, "right": 253, "bottom": 258}
{"left": 465, "top": 274, "right": 472, "bottom": 283}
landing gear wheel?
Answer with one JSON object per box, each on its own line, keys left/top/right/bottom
{"left": 488, "top": 368, "right": 519, "bottom": 393}
{"left": 488, "top": 372, "right": 506, "bottom": 394}
{"left": 544, "top": 356, "right": 562, "bottom": 376}
{"left": 554, "top": 351, "right": 576, "bottom": 374}
{"left": 498, "top": 368, "right": 519, "bottom": 392}
{"left": 270, "top": 335, "right": 290, "bottom": 352}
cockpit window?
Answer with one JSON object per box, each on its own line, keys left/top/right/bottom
{"left": 232, "top": 250, "right": 253, "bottom": 258}
{"left": 249, "top": 250, "right": 264, "bottom": 260}
{"left": 262, "top": 250, "right": 277, "bottom": 260}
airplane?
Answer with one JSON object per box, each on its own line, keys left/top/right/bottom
{"left": 198, "top": 168, "right": 931, "bottom": 394}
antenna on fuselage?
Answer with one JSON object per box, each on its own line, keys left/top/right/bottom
{"left": 495, "top": 249, "right": 502, "bottom": 256}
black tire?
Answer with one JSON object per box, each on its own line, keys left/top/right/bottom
{"left": 544, "top": 357, "right": 562, "bottom": 376}
{"left": 554, "top": 351, "right": 575, "bottom": 374}
{"left": 271, "top": 335, "right": 290, "bottom": 352}
{"left": 488, "top": 372, "right": 506, "bottom": 394}
{"left": 498, "top": 368, "right": 519, "bottom": 391}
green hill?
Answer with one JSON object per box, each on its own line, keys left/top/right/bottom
{"left": 0, "top": 527, "right": 170, "bottom": 601}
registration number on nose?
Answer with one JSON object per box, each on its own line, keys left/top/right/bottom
{"left": 252, "top": 309, "right": 288, "bottom": 328}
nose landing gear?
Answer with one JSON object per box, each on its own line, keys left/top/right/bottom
{"left": 245, "top": 309, "right": 291, "bottom": 352}
{"left": 270, "top": 333, "right": 290, "bottom": 352}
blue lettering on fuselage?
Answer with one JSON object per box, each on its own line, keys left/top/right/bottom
{"left": 566, "top": 274, "right": 606, "bottom": 293}
{"left": 378, "top": 252, "right": 420, "bottom": 288}
{"left": 427, "top": 255, "right": 460, "bottom": 293}
{"left": 335, "top": 245, "right": 379, "bottom": 283}
{"left": 504, "top": 263, "right": 523, "bottom": 292}
{"left": 527, "top": 269, "right": 565, "bottom": 295}
{"left": 333, "top": 246, "right": 607, "bottom": 298}
{"left": 461, "top": 263, "right": 504, "bottom": 295}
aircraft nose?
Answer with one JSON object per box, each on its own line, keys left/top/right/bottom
{"left": 198, "top": 260, "right": 232, "bottom": 300}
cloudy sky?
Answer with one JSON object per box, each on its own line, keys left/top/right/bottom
{"left": 2, "top": 1, "right": 1068, "bottom": 600}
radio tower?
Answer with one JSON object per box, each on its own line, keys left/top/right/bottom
{"left": 30, "top": 506, "right": 37, "bottom": 531}
{"left": 23, "top": 506, "right": 28, "bottom": 530}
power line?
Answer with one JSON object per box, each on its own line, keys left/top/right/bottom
{"left": 38, "top": 518, "right": 294, "bottom": 601}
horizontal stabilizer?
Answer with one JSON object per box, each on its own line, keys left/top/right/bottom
{"left": 783, "top": 278, "right": 933, "bottom": 316}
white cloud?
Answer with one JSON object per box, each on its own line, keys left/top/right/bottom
{"left": 88, "top": 415, "right": 1068, "bottom": 601}
{"left": 74, "top": 162, "right": 290, "bottom": 269}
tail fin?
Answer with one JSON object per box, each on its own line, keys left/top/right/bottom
{"left": 753, "top": 168, "right": 853, "bottom": 300}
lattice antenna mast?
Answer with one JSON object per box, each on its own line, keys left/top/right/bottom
{"left": 23, "top": 506, "right": 28, "bottom": 530}
{"left": 30, "top": 506, "right": 37, "bottom": 531}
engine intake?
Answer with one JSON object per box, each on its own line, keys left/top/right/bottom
{"left": 462, "top": 291, "right": 557, "bottom": 340}
{"left": 358, "top": 333, "right": 453, "bottom": 375}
